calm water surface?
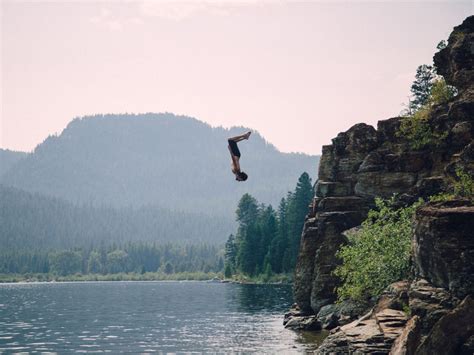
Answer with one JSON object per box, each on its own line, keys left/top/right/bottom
{"left": 0, "top": 281, "right": 327, "bottom": 353}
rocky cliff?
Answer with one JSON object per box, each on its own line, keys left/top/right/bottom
{"left": 286, "top": 16, "right": 474, "bottom": 354}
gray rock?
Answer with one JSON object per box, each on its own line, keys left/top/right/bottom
{"left": 315, "top": 181, "right": 351, "bottom": 198}
{"left": 434, "top": 16, "right": 474, "bottom": 90}
{"left": 316, "top": 304, "right": 339, "bottom": 329}
{"left": 408, "top": 279, "right": 456, "bottom": 334}
{"left": 416, "top": 296, "right": 474, "bottom": 355}
{"left": 293, "top": 223, "right": 319, "bottom": 314}
{"left": 284, "top": 315, "right": 322, "bottom": 331}
{"left": 389, "top": 315, "right": 421, "bottom": 355}
{"left": 316, "top": 309, "right": 408, "bottom": 354}
{"left": 412, "top": 201, "right": 474, "bottom": 299}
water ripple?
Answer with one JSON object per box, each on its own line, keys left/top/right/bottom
{"left": 0, "top": 281, "right": 327, "bottom": 353}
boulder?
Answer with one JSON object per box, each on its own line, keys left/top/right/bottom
{"left": 416, "top": 296, "right": 474, "bottom": 355}
{"left": 374, "top": 281, "right": 409, "bottom": 313}
{"left": 377, "top": 117, "right": 403, "bottom": 144}
{"left": 389, "top": 316, "right": 421, "bottom": 355}
{"left": 412, "top": 201, "right": 474, "bottom": 299}
{"left": 316, "top": 304, "right": 340, "bottom": 329}
{"left": 316, "top": 309, "right": 408, "bottom": 354}
{"left": 284, "top": 315, "right": 322, "bottom": 331}
{"left": 434, "top": 16, "right": 474, "bottom": 90}
{"left": 451, "top": 121, "right": 472, "bottom": 147}
{"left": 283, "top": 303, "right": 309, "bottom": 326}
{"left": 316, "top": 300, "right": 370, "bottom": 330}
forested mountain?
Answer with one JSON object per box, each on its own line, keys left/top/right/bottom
{"left": 0, "top": 149, "right": 27, "bottom": 177}
{"left": 0, "top": 184, "right": 234, "bottom": 248}
{"left": 1, "top": 113, "right": 318, "bottom": 217}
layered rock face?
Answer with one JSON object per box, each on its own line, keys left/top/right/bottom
{"left": 413, "top": 201, "right": 474, "bottom": 299}
{"left": 290, "top": 15, "right": 474, "bottom": 354}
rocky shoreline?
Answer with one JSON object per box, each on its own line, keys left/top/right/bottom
{"left": 285, "top": 16, "right": 474, "bottom": 354}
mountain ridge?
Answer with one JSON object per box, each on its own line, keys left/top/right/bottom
{"left": 1, "top": 113, "right": 319, "bottom": 217}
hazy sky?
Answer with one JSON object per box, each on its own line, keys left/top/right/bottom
{"left": 1, "top": 1, "right": 472, "bottom": 154}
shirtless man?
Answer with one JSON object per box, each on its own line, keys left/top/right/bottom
{"left": 228, "top": 131, "right": 251, "bottom": 181}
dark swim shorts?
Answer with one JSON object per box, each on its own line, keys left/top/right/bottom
{"left": 228, "top": 139, "right": 241, "bottom": 158}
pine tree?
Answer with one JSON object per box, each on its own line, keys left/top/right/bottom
{"left": 224, "top": 234, "right": 237, "bottom": 270}
{"left": 234, "top": 194, "right": 260, "bottom": 275}
{"left": 269, "top": 197, "right": 289, "bottom": 273}
{"left": 287, "top": 172, "right": 313, "bottom": 269}
{"left": 257, "top": 205, "right": 277, "bottom": 274}
{"left": 410, "top": 65, "right": 437, "bottom": 112}
{"left": 236, "top": 193, "right": 259, "bottom": 229}
{"left": 224, "top": 263, "right": 233, "bottom": 278}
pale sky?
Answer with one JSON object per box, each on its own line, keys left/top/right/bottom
{"left": 1, "top": 1, "right": 472, "bottom": 154}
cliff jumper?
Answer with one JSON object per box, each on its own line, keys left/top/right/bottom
{"left": 228, "top": 131, "right": 251, "bottom": 181}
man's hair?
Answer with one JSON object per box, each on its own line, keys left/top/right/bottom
{"left": 237, "top": 172, "right": 248, "bottom": 181}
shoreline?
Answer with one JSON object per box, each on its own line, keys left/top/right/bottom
{"left": 0, "top": 272, "right": 293, "bottom": 285}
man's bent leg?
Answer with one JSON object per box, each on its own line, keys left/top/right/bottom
{"left": 228, "top": 131, "right": 251, "bottom": 143}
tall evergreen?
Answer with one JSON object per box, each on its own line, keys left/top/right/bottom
{"left": 258, "top": 205, "right": 277, "bottom": 274}
{"left": 410, "top": 64, "right": 437, "bottom": 112}
{"left": 224, "top": 234, "right": 237, "bottom": 272}
{"left": 286, "top": 172, "right": 313, "bottom": 268}
{"left": 268, "top": 197, "right": 289, "bottom": 273}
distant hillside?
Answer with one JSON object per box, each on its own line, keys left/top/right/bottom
{"left": 0, "top": 184, "right": 234, "bottom": 248}
{"left": 0, "top": 149, "right": 27, "bottom": 177}
{"left": 1, "top": 113, "right": 318, "bottom": 217}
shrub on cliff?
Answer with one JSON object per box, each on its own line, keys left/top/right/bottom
{"left": 399, "top": 77, "right": 455, "bottom": 149}
{"left": 334, "top": 197, "right": 423, "bottom": 302}
{"left": 430, "top": 167, "right": 474, "bottom": 202}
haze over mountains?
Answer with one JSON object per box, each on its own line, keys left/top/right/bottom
{"left": 0, "top": 184, "right": 232, "bottom": 248}
{"left": 0, "top": 149, "right": 26, "bottom": 177}
{"left": 1, "top": 113, "right": 318, "bottom": 246}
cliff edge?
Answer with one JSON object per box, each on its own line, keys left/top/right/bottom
{"left": 287, "top": 15, "right": 474, "bottom": 354}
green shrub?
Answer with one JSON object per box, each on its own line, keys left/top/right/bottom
{"left": 334, "top": 197, "right": 423, "bottom": 302}
{"left": 398, "top": 78, "right": 455, "bottom": 149}
{"left": 430, "top": 167, "right": 474, "bottom": 202}
{"left": 429, "top": 193, "right": 455, "bottom": 203}
{"left": 454, "top": 167, "right": 473, "bottom": 199}
{"left": 430, "top": 79, "right": 458, "bottom": 105}
{"left": 398, "top": 107, "right": 434, "bottom": 150}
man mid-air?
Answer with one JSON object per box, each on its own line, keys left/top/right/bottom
{"left": 228, "top": 131, "right": 251, "bottom": 181}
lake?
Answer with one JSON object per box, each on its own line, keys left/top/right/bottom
{"left": 0, "top": 281, "right": 327, "bottom": 353}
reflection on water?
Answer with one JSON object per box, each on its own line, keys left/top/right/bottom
{"left": 232, "top": 283, "right": 293, "bottom": 312}
{"left": 0, "top": 281, "right": 327, "bottom": 353}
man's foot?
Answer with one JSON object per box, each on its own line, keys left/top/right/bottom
{"left": 244, "top": 131, "right": 252, "bottom": 140}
